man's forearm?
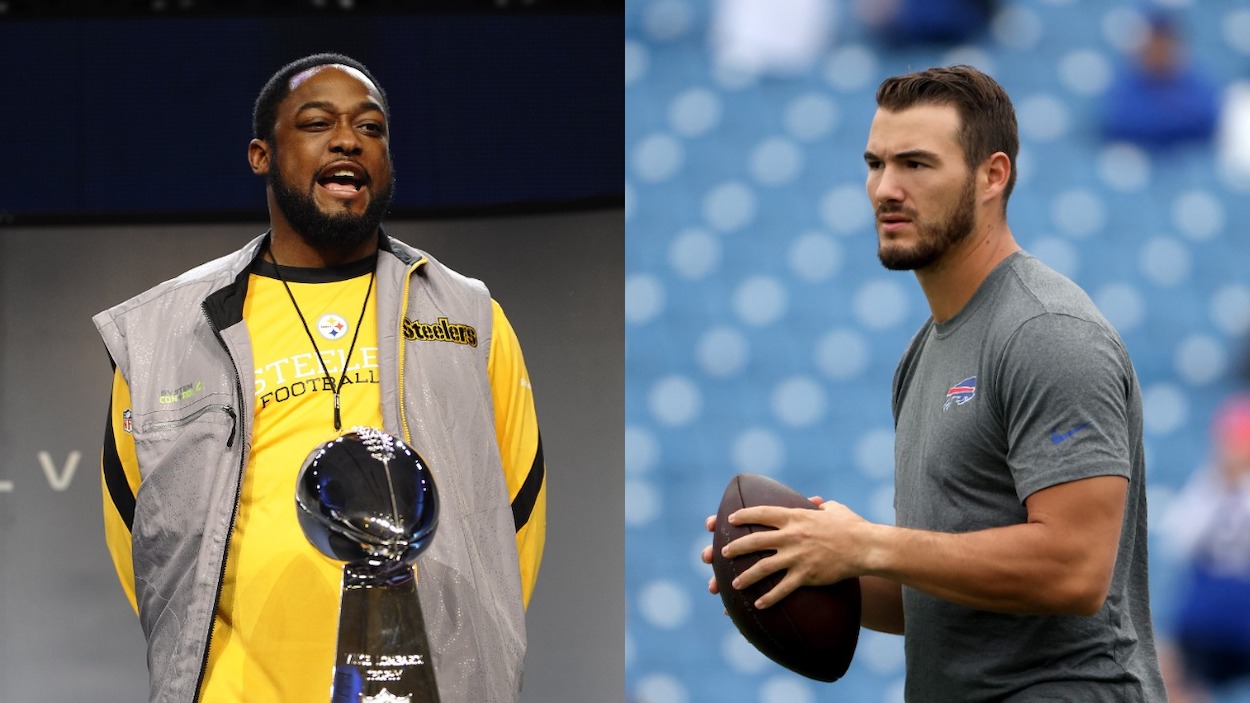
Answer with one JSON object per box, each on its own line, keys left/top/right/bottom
{"left": 860, "top": 575, "right": 904, "bottom": 634}
{"left": 858, "top": 520, "right": 1107, "bottom": 616}
{"left": 856, "top": 476, "right": 1126, "bottom": 617}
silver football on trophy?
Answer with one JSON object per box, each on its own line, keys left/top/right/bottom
{"left": 296, "top": 427, "right": 439, "bottom": 567}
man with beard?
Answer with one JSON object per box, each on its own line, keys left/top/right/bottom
{"left": 706, "top": 66, "right": 1166, "bottom": 700}
{"left": 95, "top": 53, "right": 545, "bottom": 702}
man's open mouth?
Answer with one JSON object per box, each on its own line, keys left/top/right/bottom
{"left": 317, "top": 163, "right": 370, "bottom": 196}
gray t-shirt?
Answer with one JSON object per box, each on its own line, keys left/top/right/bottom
{"left": 891, "top": 252, "right": 1166, "bottom": 702}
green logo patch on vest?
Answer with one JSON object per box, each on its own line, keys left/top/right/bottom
{"left": 159, "top": 380, "right": 205, "bottom": 404}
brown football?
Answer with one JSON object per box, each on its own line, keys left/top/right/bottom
{"left": 711, "top": 472, "right": 861, "bottom": 682}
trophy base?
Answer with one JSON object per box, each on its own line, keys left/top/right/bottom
{"left": 331, "top": 562, "right": 440, "bottom": 703}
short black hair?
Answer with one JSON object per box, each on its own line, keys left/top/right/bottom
{"left": 252, "top": 53, "right": 389, "bottom": 143}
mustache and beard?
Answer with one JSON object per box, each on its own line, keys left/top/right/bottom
{"left": 876, "top": 173, "right": 976, "bottom": 271}
{"left": 268, "top": 154, "right": 395, "bottom": 253}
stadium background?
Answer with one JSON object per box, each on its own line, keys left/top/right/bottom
{"left": 0, "top": 6, "right": 623, "bottom": 701}
{"left": 626, "top": 1, "right": 1250, "bottom": 702}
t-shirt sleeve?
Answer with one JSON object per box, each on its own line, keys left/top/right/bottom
{"left": 996, "top": 313, "right": 1135, "bottom": 502}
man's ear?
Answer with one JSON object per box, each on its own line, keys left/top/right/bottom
{"left": 980, "top": 151, "right": 1011, "bottom": 204}
{"left": 248, "top": 138, "right": 271, "bottom": 176}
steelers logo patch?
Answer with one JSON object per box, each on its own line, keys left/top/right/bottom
{"left": 318, "top": 313, "right": 349, "bottom": 341}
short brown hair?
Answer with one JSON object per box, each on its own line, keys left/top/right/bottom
{"left": 876, "top": 65, "right": 1019, "bottom": 207}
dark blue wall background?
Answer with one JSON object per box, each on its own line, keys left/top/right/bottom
{"left": 1, "top": 13, "right": 621, "bottom": 221}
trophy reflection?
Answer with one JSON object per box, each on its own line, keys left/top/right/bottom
{"left": 296, "top": 427, "right": 441, "bottom": 703}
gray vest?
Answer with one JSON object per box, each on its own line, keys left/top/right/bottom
{"left": 94, "top": 232, "right": 526, "bottom": 703}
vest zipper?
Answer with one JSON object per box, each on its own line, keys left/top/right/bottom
{"left": 147, "top": 404, "right": 238, "bottom": 448}
{"left": 396, "top": 257, "right": 426, "bottom": 445}
{"left": 192, "top": 303, "right": 248, "bottom": 702}
{"left": 395, "top": 257, "right": 427, "bottom": 587}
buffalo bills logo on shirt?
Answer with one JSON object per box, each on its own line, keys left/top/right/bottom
{"left": 943, "top": 376, "right": 977, "bottom": 411}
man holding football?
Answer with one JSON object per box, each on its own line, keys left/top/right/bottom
{"left": 704, "top": 65, "right": 1166, "bottom": 702}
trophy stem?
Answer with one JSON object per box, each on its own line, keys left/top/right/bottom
{"left": 331, "top": 562, "right": 441, "bottom": 703}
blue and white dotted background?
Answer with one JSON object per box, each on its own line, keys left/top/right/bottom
{"left": 626, "top": 1, "right": 1250, "bottom": 701}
